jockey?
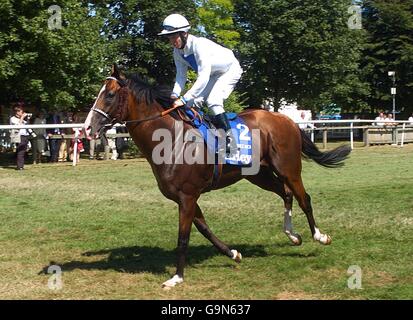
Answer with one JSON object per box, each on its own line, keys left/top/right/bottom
{"left": 158, "top": 13, "right": 243, "bottom": 155}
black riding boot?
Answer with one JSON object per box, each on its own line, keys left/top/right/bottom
{"left": 211, "top": 113, "right": 236, "bottom": 155}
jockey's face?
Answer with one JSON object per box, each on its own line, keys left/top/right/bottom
{"left": 167, "top": 32, "right": 184, "bottom": 49}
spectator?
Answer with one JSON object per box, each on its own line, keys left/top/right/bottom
{"left": 88, "top": 136, "right": 106, "bottom": 160}
{"left": 116, "top": 125, "right": 128, "bottom": 160}
{"left": 298, "top": 111, "right": 315, "bottom": 130}
{"left": 58, "top": 112, "right": 72, "bottom": 162}
{"left": 9, "top": 105, "right": 30, "bottom": 170}
{"left": 69, "top": 113, "right": 84, "bottom": 163}
{"left": 106, "top": 127, "right": 118, "bottom": 160}
{"left": 385, "top": 113, "right": 396, "bottom": 126}
{"left": 46, "top": 109, "right": 62, "bottom": 162}
{"left": 32, "top": 109, "right": 48, "bottom": 164}
{"left": 408, "top": 113, "right": 413, "bottom": 125}
{"left": 374, "top": 112, "right": 386, "bottom": 126}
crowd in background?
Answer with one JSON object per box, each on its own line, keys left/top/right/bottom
{"left": 5, "top": 104, "right": 129, "bottom": 170}
{"left": 3, "top": 103, "right": 413, "bottom": 170}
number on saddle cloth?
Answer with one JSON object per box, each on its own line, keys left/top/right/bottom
{"left": 182, "top": 109, "right": 253, "bottom": 166}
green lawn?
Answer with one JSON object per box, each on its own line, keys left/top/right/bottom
{"left": 0, "top": 144, "right": 412, "bottom": 299}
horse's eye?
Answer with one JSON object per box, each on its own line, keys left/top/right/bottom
{"left": 106, "top": 91, "right": 115, "bottom": 99}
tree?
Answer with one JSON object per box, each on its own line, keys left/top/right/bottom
{"left": 361, "top": 0, "right": 413, "bottom": 116}
{"left": 97, "top": 1, "right": 245, "bottom": 112}
{"left": 197, "top": 0, "right": 240, "bottom": 49}
{"left": 94, "top": 0, "right": 197, "bottom": 84}
{"left": 234, "top": 0, "right": 369, "bottom": 112}
{"left": 0, "top": 0, "right": 110, "bottom": 110}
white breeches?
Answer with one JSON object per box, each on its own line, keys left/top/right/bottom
{"left": 193, "top": 62, "right": 243, "bottom": 115}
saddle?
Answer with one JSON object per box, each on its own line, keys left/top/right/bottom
{"left": 175, "top": 107, "right": 253, "bottom": 167}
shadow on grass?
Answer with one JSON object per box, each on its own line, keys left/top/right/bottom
{"left": 39, "top": 242, "right": 320, "bottom": 276}
{"left": 38, "top": 244, "right": 273, "bottom": 275}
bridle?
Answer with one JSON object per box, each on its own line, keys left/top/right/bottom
{"left": 91, "top": 76, "right": 129, "bottom": 127}
{"left": 91, "top": 76, "right": 197, "bottom": 127}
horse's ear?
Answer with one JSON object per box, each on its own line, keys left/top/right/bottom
{"left": 111, "top": 64, "right": 120, "bottom": 78}
{"left": 111, "top": 64, "right": 126, "bottom": 81}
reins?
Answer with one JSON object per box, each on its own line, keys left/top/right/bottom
{"left": 96, "top": 76, "right": 201, "bottom": 127}
{"left": 121, "top": 102, "right": 188, "bottom": 126}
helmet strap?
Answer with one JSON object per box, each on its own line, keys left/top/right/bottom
{"left": 179, "top": 32, "right": 188, "bottom": 49}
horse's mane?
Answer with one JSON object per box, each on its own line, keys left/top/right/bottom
{"left": 126, "top": 74, "right": 173, "bottom": 108}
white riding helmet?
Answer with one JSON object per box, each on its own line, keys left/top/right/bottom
{"left": 158, "top": 14, "right": 191, "bottom": 35}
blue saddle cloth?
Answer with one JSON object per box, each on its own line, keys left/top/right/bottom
{"left": 183, "top": 108, "right": 252, "bottom": 166}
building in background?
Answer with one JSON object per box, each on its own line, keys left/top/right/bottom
{"left": 277, "top": 99, "right": 313, "bottom": 124}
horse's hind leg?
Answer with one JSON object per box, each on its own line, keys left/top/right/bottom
{"left": 193, "top": 204, "right": 242, "bottom": 262}
{"left": 283, "top": 184, "right": 302, "bottom": 245}
{"left": 246, "top": 167, "right": 302, "bottom": 245}
{"left": 286, "top": 176, "right": 331, "bottom": 245}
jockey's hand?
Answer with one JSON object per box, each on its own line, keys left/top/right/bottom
{"left": 172, "top": 98, "right": 185, "bottom": 108}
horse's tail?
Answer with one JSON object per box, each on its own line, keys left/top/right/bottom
{"left": 300, "top": 130, "right": 351, "bottom": 168}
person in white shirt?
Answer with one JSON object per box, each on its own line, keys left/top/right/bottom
{"left": 298, "top": 111, "right": 315, "bottom": 130}
{"left": 374, "top": 112, "right": 386, "bottom": 126}
{"left": 9, "top": 105, "right": 31, "bottom": 170}
{"left": 408, "top": 113, "right": 413, "bottom": 125}
{"left": 106, "top": 126, "right": 118, "bottom": 160}
{"left": 385, "top": 113, "right": 396, "bottom": 126}
{"left": 158, "top": 13, "right": 243, "bottom": 155}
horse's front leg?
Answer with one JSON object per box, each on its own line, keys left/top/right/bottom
{"left": 162, "top": 196, "right": 196, "bottom": 289}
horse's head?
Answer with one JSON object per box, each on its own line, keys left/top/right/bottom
{"left": 84, "top": 64, "right": 129, "bottom": 139}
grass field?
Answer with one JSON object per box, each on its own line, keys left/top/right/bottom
{"left": 0, "top": 144, "right": 412, "bottom": 300}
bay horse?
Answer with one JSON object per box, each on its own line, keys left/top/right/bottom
{"left": 84, "top": 65, "right": 351, "bottom": 288}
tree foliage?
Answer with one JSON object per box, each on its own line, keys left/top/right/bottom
{"left": 0, "top": 0, "right": 109, "bottom": 110}
{"left": 361, "top": 0, "right": 413, "bottom": 116}
{"left": 93, "top": 0, "right": 197, "bottom": 85}
{"left": 197, "top": 0, "right": 240, "bottom": 49}
{"left": 234, "top": 0, "right": 370, "bottom": 111}
{"left": 0, "top": 0, "right": 411, "bottom": 116}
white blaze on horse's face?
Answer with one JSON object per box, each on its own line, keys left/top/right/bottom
{"left": 84, "top": 84, "right": 107, "bottom": 133}
{"left": 93, "top": 84, "right": 107, "bottom": 109}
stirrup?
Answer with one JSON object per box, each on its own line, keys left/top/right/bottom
{"left": 225, "top": 134, "right": 237, "bottom": 156}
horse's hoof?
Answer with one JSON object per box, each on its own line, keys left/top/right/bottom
{"left": 285, "top": 231, "right": 302, "bottom": 246}
{"left": 323, "top": 234, "right": 332, "bottom": 245}
{"left": 162, "top": 275, "right": 183, "bottom": 289}
{"left": 313, "top": 228, "right": 332, "bottom": 245}
{"left": 231, "top": 249, "right": 242, "bottom": 263}
{"left": 318, "top": 234, "right": 332, "bottom": 245}
{"left": 291, "top": 234, "right": 302, "bottom": 246}
{"left": 314, "top": 233, "right": 332, "bottom": 245}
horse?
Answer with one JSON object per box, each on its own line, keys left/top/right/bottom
{"left": 84, "top": 65, "right": 351, "bottom": 288}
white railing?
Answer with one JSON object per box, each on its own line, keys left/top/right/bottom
{"left": 296, "top": 119, "right": 413, "bottom": 149}
{"left": 1, "top": 120, "right": 413, "bottom": 167}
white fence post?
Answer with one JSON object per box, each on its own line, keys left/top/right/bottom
{"left": 400, "top": 123, "right": 406, "bottom": 147}
{"left": 72, "top": 129, "right": 79, "bottom": 167}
